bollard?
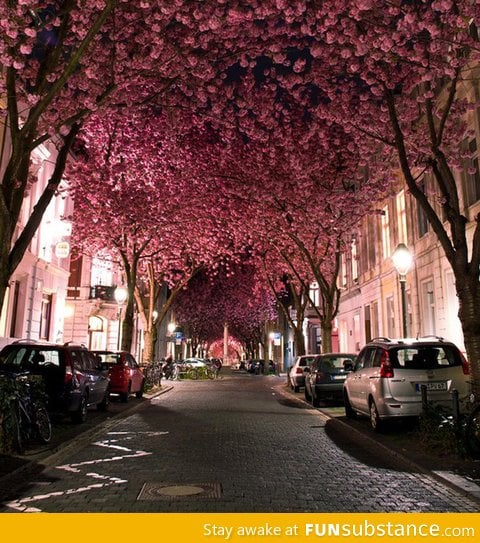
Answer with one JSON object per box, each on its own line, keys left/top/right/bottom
{"left": 421, "top": 384, "right": 428, "bottom": 414}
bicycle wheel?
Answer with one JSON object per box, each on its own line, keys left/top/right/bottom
{"left": 187, "top": 368, "right": 198, "bottom": 380}
{"left": 4, "top": 402, "right": 23, "bottom": 455}
{"left": 34, "top": 403, "right": 52, "bottom": 443}
{"left": 465, "top": 405, "right": 480, "bottom": 459}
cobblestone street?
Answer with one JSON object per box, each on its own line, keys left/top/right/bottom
{"left": 1, "top": 372, "right": 478, "bottom": 513}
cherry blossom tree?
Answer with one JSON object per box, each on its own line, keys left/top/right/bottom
{"left": 173, "top": 264, "right": 277, "bottom": 359}
{"left": 68, "top": 109, "right": 234, "bottom": 358}
{"left": 301, "top": 1, "right": 480, "bottom": 388}
{"left": 0, "top": 0, "right": 282, "bottom": 313}
{"left": 202, "top": 115, "right": 387, "bottom": 353}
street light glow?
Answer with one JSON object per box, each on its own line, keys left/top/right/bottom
{"left": 114, "top": 286, "right": 128, "bottom": 305}
{"left": 392, "top": 243, "right": 413, "bottom": 278}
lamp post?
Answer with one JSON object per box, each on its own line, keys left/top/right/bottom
{"left": 167, "top": 321, "right": 176, "bottom": 359}
{"left": 114, "top": 286, "right": 128, "bottom": 350}
{"left": 392, "top": 243, "right": 413, "bottom": 338}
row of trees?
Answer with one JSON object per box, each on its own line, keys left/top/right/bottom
{"left": 2, "top": 2, "right": 480, "bottom": 388}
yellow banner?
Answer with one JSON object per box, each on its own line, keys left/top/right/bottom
{"left": 1, "top": 513, "right": 480, "bottom": 543}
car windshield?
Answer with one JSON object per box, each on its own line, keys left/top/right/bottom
{"left": 0, "top": 346, "right": 61, "bottom": 369}
{"left": 95, "top": 353, "right": 121, "bottom": 365}
{"left": 390, "top": 345, "right": 462, "bottom": 370}
{"left": 298, "top": 357, "right": 316, "bottom": 366}
{"left": 318, "top": 355, "right": 356, "bottom": 369}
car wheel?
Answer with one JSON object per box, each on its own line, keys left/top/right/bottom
{"left": 293, "top": 383, "right": 300, "bottom": 393}
{"left": 369, "top": 399, "right": 384, "bottom": 432}
{"left": 135, "top": 380, "right": 144, "bottom": 399}
{"left": 344, "top": 391, "right": 356, "bottom": 419}
{"left": 312, "top": 391, "right": 320, "bottom": 408}
{"left": 304, "top": 385, "right": 311, "bottom": 402}
{"left": 120, "top": 383, "right": 131, "bottom": 403}
{"left": 71, "top": 394, "right": 88, "bottom": 424}
{"left": 97, "top": 389, "right": 110, "bottom": 411}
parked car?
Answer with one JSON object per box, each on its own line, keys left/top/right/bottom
{"left": 183, "top": 357, "right": 207, "bottom": 367}
{"left": 288, "top": 355, "right": 317, "bottom": 392}
{"left": 0, "top": 340, "right": 110, "bottom": 423}
{"left": 304, "top": 353, "right": 356, "bottom": 406}
{"left": 247, "top": 359, "right": 264, "bottom": 374}
{"left": 92, "top": 350, "right": 144, "bottom": 403}
{"left": 343, "top": 336, "right": 471, "bottom": 432}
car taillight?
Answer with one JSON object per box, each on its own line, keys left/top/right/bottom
{"left": 460, "top": 352, "right": 470, "bottom": 375}
{"left": 379, "top": 350, "right": 394, "bottom": 378}
{"left": 295, "top": 367, "right": 304, "bottom": 374}
{"left": 64, "top": 366, "right": 73, "bottom": 384}
{"left": 315, "top": 372, "right": 325, "bottom": 384}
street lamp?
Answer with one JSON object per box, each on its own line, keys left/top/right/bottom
{"left": 114, "top": 286, "right": 128, "bottom": 350}
{"left": 392, "top": 243, "right": 413, "bottom": 338}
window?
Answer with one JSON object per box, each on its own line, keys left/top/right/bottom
{"left": 421, "top": 280, "right": 436, "bottom": 336}
{"left": 9, "top": 281, "right": 20, "bottom": 338}
{"left": 386, "top": 296, "right": 395, "bottom": 338}
{"left": 39, "top": 293, "right": 52, "bottom": 341}
{"left": 341, "top": 253, "right": 347, "bottom": 287}
{"left": 90, "top": 257, "right": 113, "bottom": 287}
{"left": 417, "top": 178, "right": 429, "bottom": 238}
{"left": 351, "top": 239, "right": 358, "bottom": 281}
{"left": 309, "top": 282, "right": 319, "bottom": 307}
{"left": 464, "top": 137, "right": 480, "bottom": 207}
{"left": 367, "top": 217, "right": 376, "bottom": 268}
{"left": 381, "top": 206, "right": 391, "bottom": 258}
{"left": 396, "top": 190, "right": 408, "bottom": 244}
{"left": 365, "top": 305, "right": 372, "bottom": 343}
{"left": 371, "top": 301, "right": 379, "bottom": 338}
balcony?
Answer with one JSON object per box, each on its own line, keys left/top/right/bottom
{"left": 89, "top": 285, "right": 116, "bottom": 301}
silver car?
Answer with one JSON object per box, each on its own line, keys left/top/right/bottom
{"left": 343, "top": 337, "right": 471, "bottom": 431}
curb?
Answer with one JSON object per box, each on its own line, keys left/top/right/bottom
{"left": 0, "top": 385, "right": 174, "bottom": 491}
{"left": 273, "top": 382, "right": 480, "bottom": 504}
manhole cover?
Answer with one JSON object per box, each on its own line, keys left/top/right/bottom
{"left": 137, "top": 482, "right": 222, "bottom": 500}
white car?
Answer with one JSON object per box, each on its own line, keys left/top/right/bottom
{"left": 183, "top": 357, "right": 207, "bottom": 368}
{"left": 343, "top": 337, "right": 471, "bottom": 431}
{"left": 288, "top": 355, "right": 318, "bottom": 392}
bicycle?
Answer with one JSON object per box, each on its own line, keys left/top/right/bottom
{"left": 1, "top": 371, "right": 52, "bottom": 454}
{"left": 463, "top": 394, "right": 480, "bottom": 458}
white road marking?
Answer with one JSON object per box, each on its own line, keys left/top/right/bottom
{"left": 3, "top": 430, "right": 167, "bottom": 512}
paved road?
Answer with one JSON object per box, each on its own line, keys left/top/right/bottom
{"left": 1, "top": 372, "right": 478, "bottom": 513}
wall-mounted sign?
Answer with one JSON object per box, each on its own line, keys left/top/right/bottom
{"left": 55, "top": 241, "right": 70, "bottom": 258}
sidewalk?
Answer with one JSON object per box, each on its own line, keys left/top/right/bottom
{"left": 275, "top": 379, "right": 480, "bottom": 503}
{"left": 0, "top": 385, "right": 172, "bottom": 492}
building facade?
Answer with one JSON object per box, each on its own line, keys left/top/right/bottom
{"left": 0, "top": 117, "right": 73, "bottom": 349}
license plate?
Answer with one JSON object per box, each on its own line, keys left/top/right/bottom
{"left": 332, "top": 375, "right": 346, "bottom": 381}
{"left": 416, "top": 381, "right": 447, "bottom": 392}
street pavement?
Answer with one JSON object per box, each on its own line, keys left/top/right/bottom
{"left": 0, "top": 370, "right": 479, "bottom": 513}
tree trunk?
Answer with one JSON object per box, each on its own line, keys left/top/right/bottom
{"left": 321, "top": 321, "right": 333, "bottom": 354}
{"left": 142, "top": 329, "right": 155, "bottom": 365}
{"left": 456, "top": 279, "right": 480, "bottom": 398}
{"left": 121, "top": 291, "right": 135, "bottom": 352}
{"left": 294, "top": 326, "right": 306, "bottom": 356}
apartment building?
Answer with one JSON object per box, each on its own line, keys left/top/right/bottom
{"left": 0, "top": 122, "right": 73, "bottom": 348}
{"left": 336, "top": 152, "right": 479, "bottom": 356}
